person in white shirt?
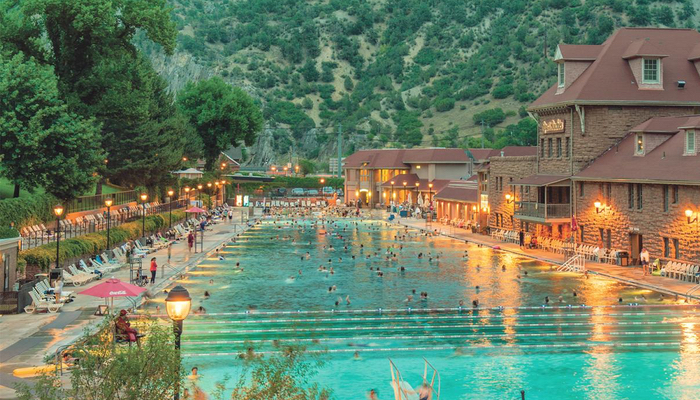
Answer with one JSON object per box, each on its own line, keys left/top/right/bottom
{"left": 640, "top": 248, "right": 650, "bottom": 276}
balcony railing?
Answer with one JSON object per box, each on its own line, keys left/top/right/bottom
{"left": 515, "top": 201, "right": 571, "bottom": 220}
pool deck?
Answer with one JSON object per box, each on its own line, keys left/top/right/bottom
{"left": 394, "top": 217, "right": 700, "bottom": 302}
{"left": 0, "top": 217, "right": 251, "bottom": 399}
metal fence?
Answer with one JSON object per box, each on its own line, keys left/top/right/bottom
{"left": 20, "top": 200, "right": 188, "bottom": 250}
{"left": 66, "top": 191, "right": 137, "bottom": 214}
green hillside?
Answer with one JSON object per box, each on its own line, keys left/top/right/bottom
{"left": 155, "top": 0, "right": 699, "bottom": 160}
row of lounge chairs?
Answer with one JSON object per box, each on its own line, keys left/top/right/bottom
{"left": 256, "top": 200, "right": 328, "bottom": 208}
{"left": 662, "top": 261, "right": 700, "bottom": 282}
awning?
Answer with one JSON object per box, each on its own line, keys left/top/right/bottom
{"left": 380, "top": 175, "right": 450, "bottom": 192}
{"left": 510, "top": 174, "right": 570, "bottom": 186}
{"left": 435, "top": 187, "right": 478, "bottom": 203}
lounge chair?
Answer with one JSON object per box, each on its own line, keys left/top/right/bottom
{"left": 25, "top": 291, "right": 63, "bottom": 313}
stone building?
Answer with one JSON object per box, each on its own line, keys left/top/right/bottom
{"left": 496, "top": 27, "right": 700, "bottom": 264}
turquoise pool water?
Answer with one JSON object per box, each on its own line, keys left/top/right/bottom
{"left": 147, "top": 219, "right": 700, "bottom": 399}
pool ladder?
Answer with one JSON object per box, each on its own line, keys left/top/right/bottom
{"left": 558, "top": 254, "right": 586, "bottom": 273}
{"left": 389, "top": 358, "right": 440, "bottom": 400}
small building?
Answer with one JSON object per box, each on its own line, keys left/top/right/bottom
{"left": 434, "top": 177, "right": 480, "bottom": 227}
{"left": 0, "top": 236, "right": 20, "bottom": 314}
{"left": 195, "top": 146, "right": 242, "bottom": 174}
{"left": 171, "top": 167, "right": 204, "bottom": 180}
{"left": 342, "top": 148, "right": 471, "bottom": 207}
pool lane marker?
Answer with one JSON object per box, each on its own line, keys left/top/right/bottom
{"left": 183, "top": 341, "right": 684, "bottom": 357}
{"left": 182, "top": 311, "right": 700, "bottom": 326}
{"left": 182, "top": 330, "right": 684, "bottom": 345}
{"left": 175, "top": 303, "right": 700, "bottom": 318}
{"left": 184, "top": 319, "right": 681, "bottom": 335}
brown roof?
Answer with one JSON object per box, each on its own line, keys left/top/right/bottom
{"left": 531, "top": 28, "right": 700, "bottom": 110}
{"left": 511, "top": 174, "right": 570, "bottom": 186}
{"left": 467, "top": 148, "right": 496, "bottom": 161}
{"left": 622, "top": 39, "right": 669, "bottom": 60}
{"left": 575, "top": 115, "right": 700, "bottom": 183}
{"left": 380, "top": 173, "right": 420, "bottom": 187}
{"left": 688, "top": 43, "right": 700, "bottom": 61}
{"left": 379, "top": 174, "right": 451, "bottom": 192}
{"left": 630, "top": 116, "right": 690, "bottom": 133}
{"left": 343, "top": 148, "right": 468, "bottom": 169}
{"left": 435, "top": 186, "right": 479, "bottom": 203}
{"left": 557, "top": 44, "right": 603, "bottom": 61}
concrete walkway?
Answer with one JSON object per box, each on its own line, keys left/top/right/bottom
{"left": 0, "top": 216, "right": 251, "bottom": 399}
{"left": 395, "top": 217, "right": 700, "bottom": 301}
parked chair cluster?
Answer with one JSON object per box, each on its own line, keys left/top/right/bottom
{"left": 662, "top": 261, "right": 700, "bottom": 282}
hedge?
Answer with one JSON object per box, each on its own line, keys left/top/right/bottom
{"left": 20, "top": 210, "right": 186, "bottom": 272}
{"left": 0, "top": 193, "right": 56, "bottom": 231}
{"left": 0, "top": 226, "right": 20, "bottom": 239}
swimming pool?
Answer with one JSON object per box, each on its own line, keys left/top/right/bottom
{"left": 147, "top": 219, "right": 700, "bottom": 399}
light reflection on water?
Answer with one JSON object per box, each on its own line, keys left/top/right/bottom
{"left": 143, "top": 219, "right": 700, "bottom": 399}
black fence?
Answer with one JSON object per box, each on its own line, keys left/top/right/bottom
{"left": 0, "top": 291, "right": 19, "bottom": 315}
{"left": 66, "top": 190, "right": 137, "bottom": 214}
{"left": 20, "top": 200, "right": 188, "bottom": 250}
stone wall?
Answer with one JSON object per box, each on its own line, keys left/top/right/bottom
{"left": 574, "top": 181, "right": 700, "bottom": 263}
{"left": 488, "top": 156, "right": 538, "bottom": 230}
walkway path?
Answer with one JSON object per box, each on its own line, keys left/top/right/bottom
{"left": 395, "top": 217, "right": 700, "bottom": 301}
{"left": 0, "top": 216, "right": 251, "bottom": 399}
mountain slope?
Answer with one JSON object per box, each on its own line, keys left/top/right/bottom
{"left": 144, "top": 0, "right": 700, "bottom": 166}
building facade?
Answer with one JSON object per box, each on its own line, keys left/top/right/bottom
{"left": 489, "top": 28, "right": 700, "bottom": 265}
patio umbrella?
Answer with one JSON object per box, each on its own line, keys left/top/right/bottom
{"left": 417, "top": 193, "right": 424, "bottom": 207}
{"left": 78, "top": 278, "right": 147, "bottom": 313}
{"left": 185, "top": 206, "right": 206, "bottom": 213}
{"left": 407, "top": 192, "right": 412, "bottom": 205}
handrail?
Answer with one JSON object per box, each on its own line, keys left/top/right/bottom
{"left": 686, "top": 284, "right": 700, "bottom": 301}
{"left": 389, "top": 358, "right": 411, "bottom": 400}
{"left": 558, "top": 254, "right": 586, "bottom": 273}
{"left": 423, "top": 357, "right": 441, "bottom": 400}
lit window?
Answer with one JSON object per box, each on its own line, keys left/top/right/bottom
{"left": 558, "top": 63, "right": 565, "bottom": 87}
{"left": 635, "top": 134, "right": 644, "bottom": 155}
{"left": 686, "top": 130, "right": 696, "bottom": 155}
{"left": 642, "top": 58, "right": 660, "bottom": 84}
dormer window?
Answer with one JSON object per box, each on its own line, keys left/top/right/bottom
{"left": 635, "top": 133, "right": 644, "bottom": 155}
{"left": 557, "top": 63, "right": 565, "bottom": 87}
{"left": 642, "top": 58, "right": 660, "bottom": 84}
{"left": 686, "top": 130, "right": 696, "bottom": 155}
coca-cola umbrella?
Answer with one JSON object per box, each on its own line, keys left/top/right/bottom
{"left": 185, "top": 206, "right": 206, "bottom": 213}
{"left": 78, "top": 278, "right": 147, "bottom": 314}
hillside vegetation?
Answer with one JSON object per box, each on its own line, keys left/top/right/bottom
{"left": 158, "top": 0, "right": 699, "bottom": 161}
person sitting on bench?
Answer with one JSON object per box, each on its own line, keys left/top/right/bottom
{"left": 115, "top": 309, "right": 140, "bottom": 343}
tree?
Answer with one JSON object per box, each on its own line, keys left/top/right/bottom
{"left": 178, "top": 77, "right": 263, "bottom": 170}
{"left": 0, "top": 52, "right": 102, "bottom": 200}
{"left": 16, "top": 319, "right": 183, "bottom": 400}
{"left": 298, "top": 159, "right": 316, "bottom": 176}
{"left": 230, "top": 344, "right": 332, "bottom": 400}
{"left": 301, "top": 60, "right": 319, "bottom": 82}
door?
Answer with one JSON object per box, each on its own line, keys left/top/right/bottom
{"left": 630, "top": 234, "right": 643, "bottom": 264}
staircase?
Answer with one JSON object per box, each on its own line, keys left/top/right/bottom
{"left": 558, "top": 254, "right": 586, "bottom": 273}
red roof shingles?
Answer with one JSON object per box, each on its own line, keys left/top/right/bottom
{"left": 557, "top": 44, "right": 603, "bottom": 61}
{"left": 343, "top": 148, "right": 467, "bottom": 169}
{"left": 575, "top": 115, "right": 700, "bottom": 183}
{"left": 531, "top": 28, "right": 700, "bottom": 110}
{"left": 435, "top": 186, "right": 479, "bottom": 203}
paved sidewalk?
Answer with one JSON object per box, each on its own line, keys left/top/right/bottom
{"left": 395, "top": 217, "right": 700, "bottom": 301}
{"left": 0, "top": 216, "right": 251, "bottom": 399}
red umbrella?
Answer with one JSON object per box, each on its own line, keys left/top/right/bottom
{"left": 78, "top": 278, "right": 147, "bottom": 313}
{"left": 185, "top": 206, "right": 206, "bottom": 213}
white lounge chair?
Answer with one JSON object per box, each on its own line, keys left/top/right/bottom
{"left": 25, "top": 291, "right": 63, "bottom": 313}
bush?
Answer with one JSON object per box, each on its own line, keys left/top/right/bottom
{"left": 0, "top": 193, "right": 57, "bottom": 231}
{"left": 20, "top": 211, "right": 186, "bottom": 272}
{"left": 0, "top": 226, "right": 20, "bottom": 239}
{"left": 492, "top": 84, "right": 514, "bottom": 99}
{"left": 473, "top": 108, "right": 506, "bottom": 127}
{"left": 434, "top": 97, "right": 455, "bottom": 112}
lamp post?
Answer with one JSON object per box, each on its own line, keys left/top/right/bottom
{"left": 390, "top": 181, "right": 395, "bottom": 210}
{"left": 140, "top": 193, "right": 148, "bottom": 237}
{"left": 214, "top": 181, "right": 220, "bottom": 208}
{"left": 184, "top": 187, "right": 191, "bottom": 206}
{"left": 320, "top": 178, "right": 325, "bottom": 200}
{"left": 428, "top": 182, "right": 434, "bottom": 227}
{"left": 197, "top": 184, "right": 203, "bottom": 207}
{"left": 167, "top": 190, "right": 174, "bottom": 228}
{"left": 53, "top": 205, "right": 64, "bottom": 269}
{"left": 105, "top": 199, "right": 113, "bottom": 250}
{"left": 402, "top": 181, "right": 407, "bottom": 205}
{"left": 165, "top": 285, "right": 191, "bottom": 400}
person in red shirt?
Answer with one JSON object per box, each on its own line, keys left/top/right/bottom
{"left": 150, "top": 257, "right": 157, "bottom": 285}
{"left": 187, "top": 232, "right": 194, "bottom": 253}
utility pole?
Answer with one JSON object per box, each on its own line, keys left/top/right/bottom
{"left": 337, "top": 123, "right": 342, "bottom": 178}
{"left": 480, "top": 120, "right": 485, "bottom": 148}
{"left": 544, "top": 29, "right": 548, "bottom": 58}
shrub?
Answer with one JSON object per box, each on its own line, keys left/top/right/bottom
{"left": 0, "top": 226, "right": 20, "bottom": 239}
{"left": 492, "top": 84, "right": 514, "bottom": 99}
{"left": 0, "top": 193, "right": 56, "bottom": 231}
{"left": 20, "top": 211, "right": 186, "bottom": 272}
{"left": 434, "top": 97, "right": 455, "bottom": 112}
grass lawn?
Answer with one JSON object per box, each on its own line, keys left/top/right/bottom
{"left": 0, "top": 178, "right": 125, "bottom": 199}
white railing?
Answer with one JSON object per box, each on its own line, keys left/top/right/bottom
{"left": 390, "top": 358, "right": 440, "bottom": 400}
{"left": 558, "top": 254, "right": 586, "bottom": 272}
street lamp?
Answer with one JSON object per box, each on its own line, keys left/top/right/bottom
{"left": 197, "top": 184, "right": 203, "bottom": 207}
{"left": 104, "top": 199, "right": 113, "bottom": 250}
{"left": 184, "top": 187, "right": 191, "bottom": 205}
{"left": 167, "top": 190, "right": 174, "bottom": 228}
{"left": 505, "top": 193, "right": 514, "bottom": 204}
{"left": 390, "top": 181, "right": 395, "bottom": 208}
{"left": 53, "top": 205, "right": 64, "bottom": 269}
{"left": 402, "top": 181, "right": 407, "bottom": 204}
{"left": 685, "top": 209, "right": 697, "bottom": 224}
{"left": 594, "top": 200, "right": 603, "bottom": 214}
{"left": 320, "top": 178, "right": 325, "bottom": 200}
{"left": 165, "top": 285, "right": 191, "bottom": 400}
{"left": 140, "top": 193, "right": 148, "bottom": 237}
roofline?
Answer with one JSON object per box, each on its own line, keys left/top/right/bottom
{"left": 343, "top": 166, "right": 410, "bottom": 170}
{"left": 555, "top": 57, "right": 597, "bottom": 62}
{"left": 528, "top": 100, "right": 700, "bottom": 112}
{"left": 434, "top": 196, "right": 478, "bottom": 203}
{"left": 402, "top": 160, "right": 469, "bottom": 164}
{"left": 621, "top": 54, "right": 669, "bottom": 60}
{"left": 571, "top": 176, "right": 700, "bottom": 185}
{"left": 629, "top": 129, "right": 679, "bottom": 133}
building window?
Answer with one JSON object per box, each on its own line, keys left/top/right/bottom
{"left": 606, "top": 229, "right": 611, "bottom": 249}
{"left": 642, "top": 58, "right": 660, "bottom": 84}
{"left": 635, "top": 134, "right": 644, "bottom": 155}
{"left": 686, "top": 130, "right": 696, "bottom": 155}
{"left": 664, "top": 237, "right": 670, "bottom": 258}
{"left": 565, "top": 137, "right": 570, "bottom": 158}
{"left": 580, "top": 225, "right": 585, "bottom": 242}
{"left": 672, "top": 185, "right": 679, "bottom": 204}
{"left": 548, "top": 138, "right": 553, "bottom": 158}
{"left": 673, "top": 238, "right": 680, "bottom": 259}
{"left": 636, "top": 184, "right": 643, "bottom": 210}
{"left": 578, "top": 182, "right": 584, "bottom": 197}
{"left": 628, "top": 184, "right": 634, "bottom": 209}
{"left": 558, "top": 63, "right": 565, "bottom": 87}
{"left": 604, "top": 183, "right": 611, "bottom": 203}
{"left": 663, "top": 185, "right": 669, "bottom": 212}
{"left": 540, "top": 139, "right": 545, "bottom": 157}
{"left": 599, "top": 228, "right": 604, "bottom": 244}
{"left": 556, "top": 138, "right": 562, "bottom": 158}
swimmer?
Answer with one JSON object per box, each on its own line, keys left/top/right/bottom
{"left": 204, "top": 291, "right": 210, "bottom": 299}
{"left": 209, "top": 279, "right": 214, "bottom": 284}
{"left": 218, "top": 255, "right": 225, "bottom": 260}
{"left": 545, "top": 296, "right": 549, "bottom": 304}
